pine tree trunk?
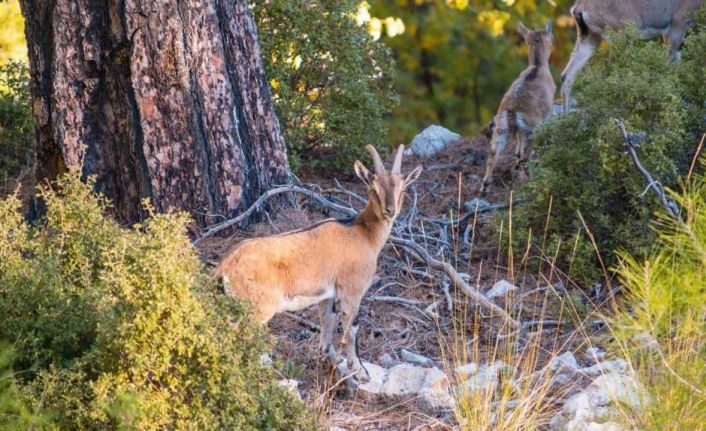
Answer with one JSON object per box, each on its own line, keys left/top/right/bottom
{"left": 19, "top": 0, "right": 289, "bottom": 225}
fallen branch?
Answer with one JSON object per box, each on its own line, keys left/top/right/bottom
{"left": 614, "top": 119, "right": 680, "bottom": 220}
{"left": 389, "top": 236, "right": 521, "bottom": 329}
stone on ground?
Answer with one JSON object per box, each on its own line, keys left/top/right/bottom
{"left": 485, "top": 280, "right": 519, "bottom": 299}
{"left": 404, "top": 125, "right": 461, "bottom": 158}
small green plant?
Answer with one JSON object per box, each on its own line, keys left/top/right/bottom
{"left": 0, "top": 61, "right": 32, "bottom": 181}
{"left": 0, "top": 171, "right": 314, "bottom": 430}
{"left": 0, "top": 342, "right": 52, "bottom": 430}
{"left": 510, "top": 24, "right": 703, "bottom": 285}
{"left": 253, "top": 0, "right": 397, "bottom": 171}
{"left": 610, "top": 169, "right": 706, "bottom": 429}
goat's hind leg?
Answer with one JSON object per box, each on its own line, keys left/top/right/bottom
{"left": 340, "top": 297, "right": 369, "bottom": 384}
{"left": 480, "top": 114, "right": 510, "bottom": 195}
{"left": 318, "top": 298, "right": 337, "bottom": 361}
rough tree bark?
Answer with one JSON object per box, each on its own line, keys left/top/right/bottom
{"left": 19, "top": 0, "right": 289, "bottom": 225}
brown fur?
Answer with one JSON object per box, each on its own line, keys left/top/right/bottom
{"left": 214, "top": 145, "right": 422, "bottom": 383}
{"left": 480, "top": 22, "right": 556, "bottom": 195}
{"left": 561, "top": 0, "right": 705, "bottom": 112}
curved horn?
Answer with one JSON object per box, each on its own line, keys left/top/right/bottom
{"left": 391, "top": 144, "right": 404, "bottom": 174}
{"left": 365, "top": 145, "right": 385, "bottom": 173}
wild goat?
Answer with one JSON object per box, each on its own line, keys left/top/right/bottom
{"left": 480, "top": 22, "right": 556, "bottom": 195}
{"left": 561, "top": 0, "right": 704, "bottom": 112}
{"left": 214, "top": 145, "right": 422, "bottom": 383}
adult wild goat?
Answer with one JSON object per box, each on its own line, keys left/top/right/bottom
{"left": 480, "top": 22, "right": 556, "bottom": 195}
{"left": 215, "top": 145, "right": 422, "bottom": 384}
{"left": 561, "top": 0, "right": 704, "bottom": 112}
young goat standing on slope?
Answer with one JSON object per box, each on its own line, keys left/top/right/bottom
{"left": 480, "top": 22, "right": 556, "bottom": 196}
{"left": 215, "top": 145, "right": 422, "bottom": 384}
{"left": 561, "top": 0, "right": 704, "bottom": 112}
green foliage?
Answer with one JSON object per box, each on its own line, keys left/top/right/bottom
{"left": 612, "top": 171, "right": 706, "bottom": 429}
{"left": 0, "top": 172, "right": 314, "bottom": 430}
{"left": 0, "top": 342, "right": 52, "bottom": 430}
{"left": 254, "top": 0, "right": 397, "bottom": 171}
{"left": 511, "top": 26, "right": 698, "bottom": 284}
{"left": 0, "top": 0, "right": 27, "bottom": 64}
{"left": 0, "top": 61, "right": 32, "bottom": 180}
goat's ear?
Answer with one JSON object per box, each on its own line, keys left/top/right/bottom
{"left": 545, "top": 20, "right": 553, "bottom": 37}
{"left": 518, "top": 21, "right": 529, "bottom": 39}
{"left": 354, "top": 160, "right": 372, "bottom": 185}
{"left": 404, "top": 165, "right": 423, "bottom": 187}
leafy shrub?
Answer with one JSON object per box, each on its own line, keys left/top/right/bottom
{"left": 0, "top": 342, "right": 51, "bottom": 430}
{"left": 0, "top": 61, "right": 32, "bottom": 180}
{"left": 253, "top": 0, "right": 397, "bottom": 171}
{"left": 611, "top": 170, "right": 706, "bottom": 429}
{"left": 0, "top": 172, "right": 313, "bottom": 430}
{"left": 509, "top": 25, "right": 702, "bottom": 284}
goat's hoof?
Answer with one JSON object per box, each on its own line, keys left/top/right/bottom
{"left": 354, "top": 367, "right": 371, "bottom": 384}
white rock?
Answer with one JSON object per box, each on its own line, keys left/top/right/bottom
{"left": 633, "top": 332, "right": 659, "bottom": 351}
{"left": 329, "top": 427, "right": 347, "bottom": 431}
{"left": 549, "top": 414, "right": 569, "bottom": 431}
{"left": 585, "top": 421, "right": 624, "bottom": 431}
{"left": 379, "top": 353, "right": 395, "bottom": 367}
{"left": 485, "top": 280, "right": 519, "bottom": 299}
{"left": 455, "top": 362, "right": 479, "bottom": 376}
{"left": 359, "top": 361, "right": 453, "bottom": 410}
{"left": 383, "top": 363, "right": 429, "bottom": 395}
{"left": 404, "top": 125, "right": 461, "bottom": 158}
{"left": 277, "top": 379, "right": 301, "bottom": 400}
{"left": 585, "top": 347, "right": 606, "bottom": 362}
{"left": 259, "top": 353, "right": 273, "bottom": 367}
{"left": 577, "top": 359, "right": 628, "bottom": 377}
{"left": 400, "top": 349, "right": 434, "bottom": 367}
{"left": 359, "top": 361, "right": 387, "bottom": 394}
{"left": 561, "top": 370, "right": 644, "bottom": 431}
{"left": 462, "top": 360, "right": 511, "bottom": 393}
{"left": 550, "top": 352, "right": 580, "bottom": 372}
{"left": 418, "top": 367, "right": 453, "bottom": 410}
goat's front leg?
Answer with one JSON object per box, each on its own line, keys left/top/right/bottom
{"left": 340, "top": 297, "right": 369, "bottom": 383}
{"left": 665, "top": 24, "right": 686, "bottom": 62}
{"left": 560, "top": 35, "right": 599, "bottom": 113}
{"left": 317, "top": 298, "right": 337, "bottom": 362}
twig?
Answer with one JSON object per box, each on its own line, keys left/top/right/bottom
{"left": 193, "top": 185, "right": 356, "bottom": 245}
{"left": 366, "top": 296, "right": 422, "bottom": 306}
{"left": 283, "top": 311, "right": 320, "bottom": 332}
{"left": 614, "top": 119, "right": 680, "bottom": 219}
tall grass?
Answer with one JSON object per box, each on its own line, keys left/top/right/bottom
{"left": 436, "top": 181, "right": 600, "bottom": 431}
{"left": 609, "top": 169, "right": 706, "bottom": 429}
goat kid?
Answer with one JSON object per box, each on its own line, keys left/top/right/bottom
{"left": 561, "top": 0, "right": 704, "bottom": 112}
{"left": 214, "top": 145, "right": 422, "bottom": 383}
{"left": 480, "top": 21, "right": 556, "bottom": 195}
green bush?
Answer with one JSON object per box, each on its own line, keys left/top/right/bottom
{"left": 611, "top": 170, "right": 706, "bottom": 429}
{"left": 253, "top": 0, "right": 397, "bottom": 171}
{"left": 0, "top": 61, "right": 32, "bottom": 180}
{"left": 509, "top": 25, "right": 703, "bottom": 284}
{"left": 0, "top": 172, "right": 313, "bottom": 430}
{"left": 0, "top": 342, "right": 51, "bottom": 430}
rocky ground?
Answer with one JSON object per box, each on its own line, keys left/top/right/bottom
{"left": 197, "top": 127, "right": 638, "bottom": 431}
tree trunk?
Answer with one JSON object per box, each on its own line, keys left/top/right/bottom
{"left": 19, "top": 0, "right": 289, "bottom": 225}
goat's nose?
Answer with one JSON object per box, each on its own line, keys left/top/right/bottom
{"left": 385, "top": 206, "right": 395, "bottom": 217}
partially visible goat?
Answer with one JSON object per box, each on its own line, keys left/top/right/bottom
{"left": 561, "top": 0, "right": 704, "bottom": 112}
{"left": 214, "top": 145, "right": 422, "bottom": 384}
{"left": 480, "top": 22, "right": 556, "bottom": 195}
